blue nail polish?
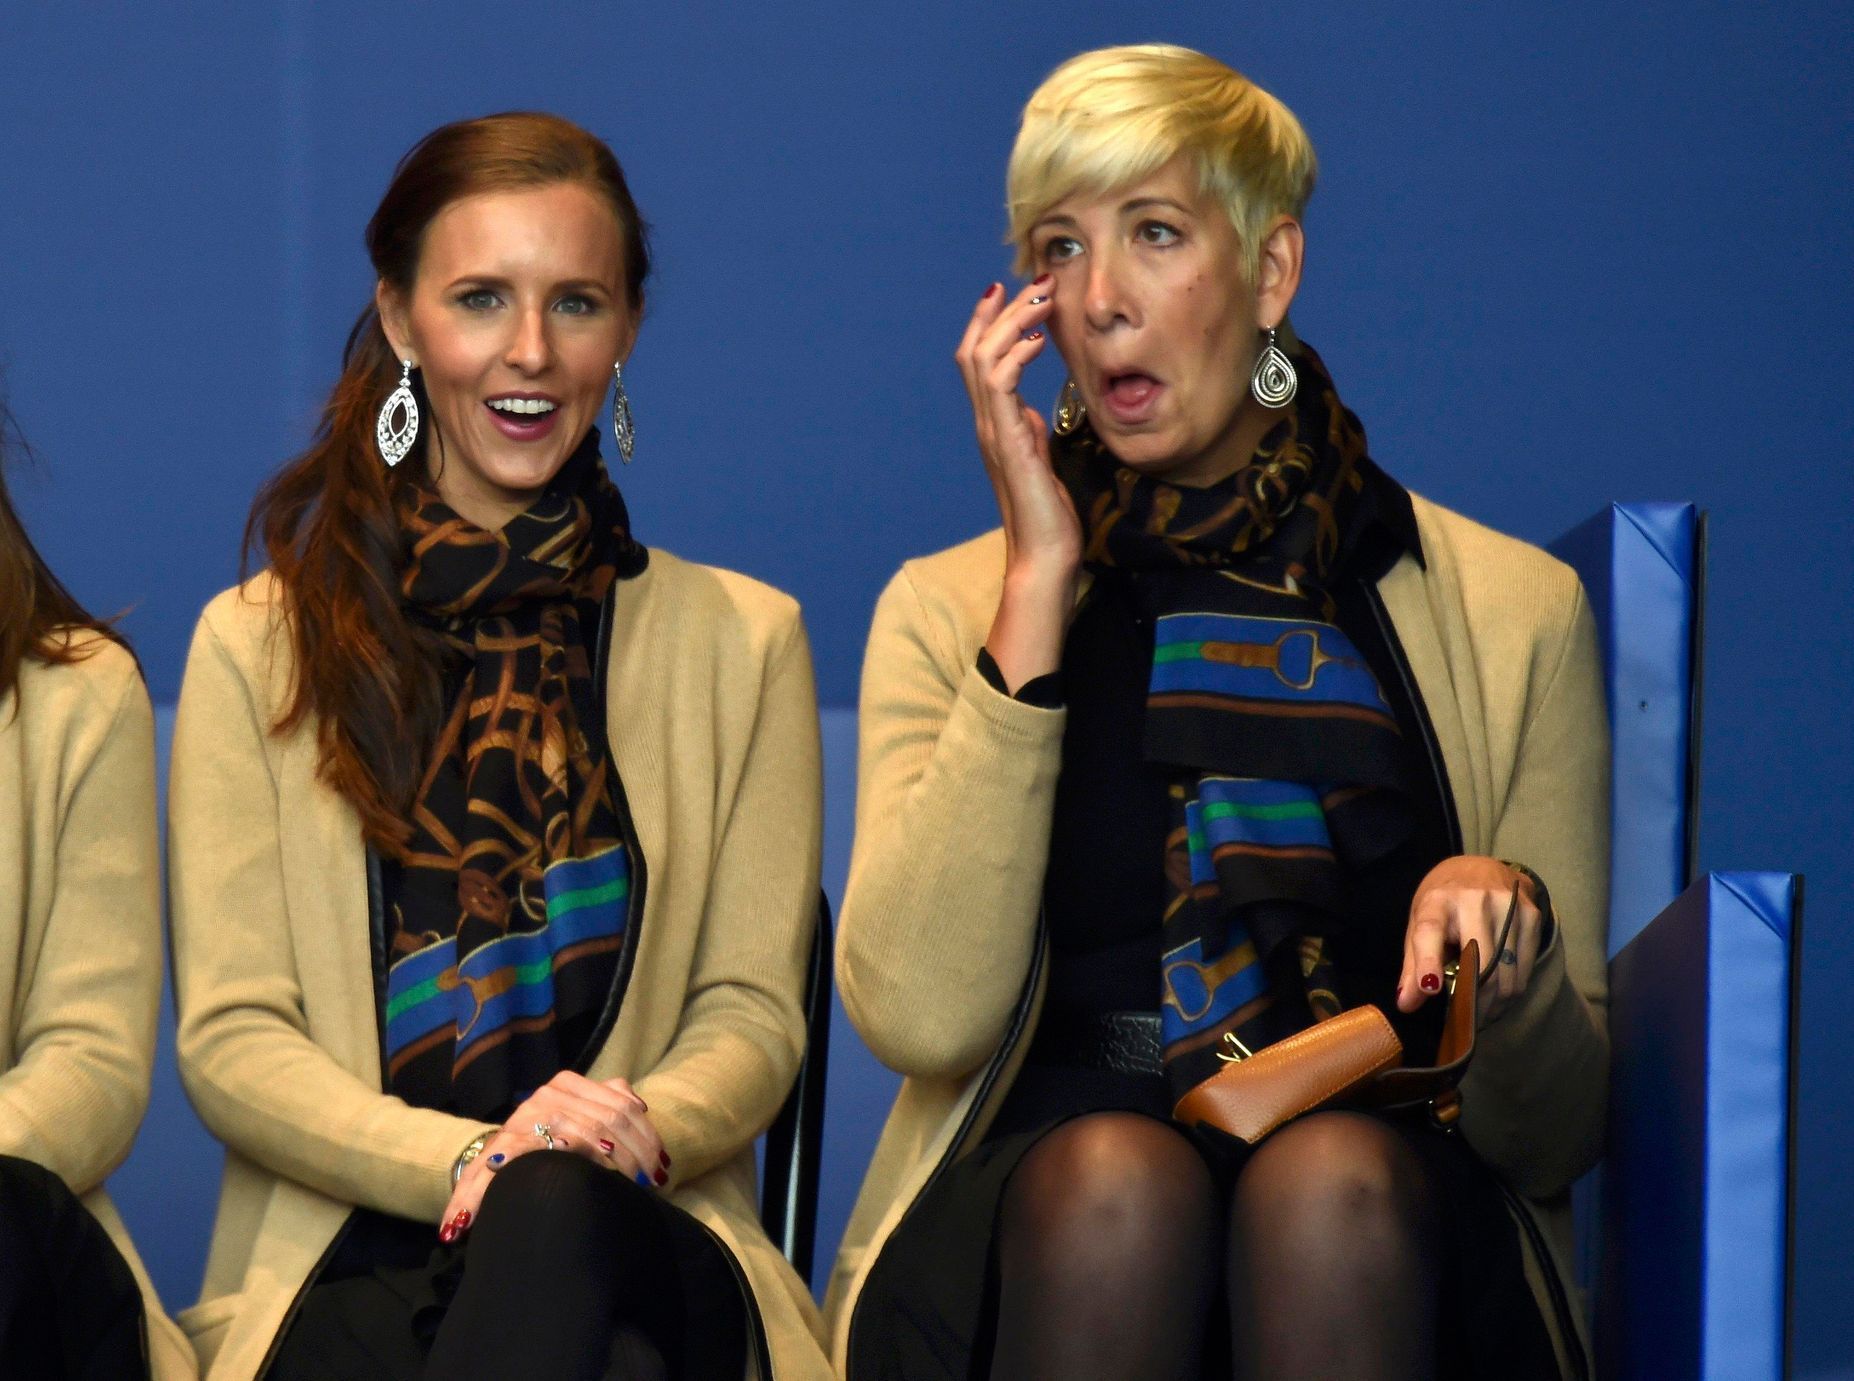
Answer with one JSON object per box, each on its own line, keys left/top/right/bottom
{"left": 487, "top": 1152, "right": 505, "bottom": 1166}
{"left": 634, "top": 1169, "right": 654, "bottom": 1188}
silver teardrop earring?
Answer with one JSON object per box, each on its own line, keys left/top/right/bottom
{"left": 1052, "top": 376, "right": 1087, "bottom": 436}
{"left": 376, "top": 359, "right": 420, "bottom": 467}
{"left": 611, "top": 361, "right": 635, "bottom": 464}
{"left": 1249, "top": 327, "right": 1298, "bottom": 408}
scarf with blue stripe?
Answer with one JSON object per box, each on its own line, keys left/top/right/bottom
{"left": 1056, "top": 345, "right": 1412, "bottom": 1101}
{"left": 383, "top": 432, "right": 647, "bottom": 1121}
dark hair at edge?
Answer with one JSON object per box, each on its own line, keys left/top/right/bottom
{"left": 242, "top": 111, "right": 652, "bottom": 849}
{"left": 0, "top": 399, "right": 129, "bottom": 706}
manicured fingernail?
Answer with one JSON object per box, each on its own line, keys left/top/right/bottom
{"left": 1033, "top": 273, "right": 1052, "bottom": 285}
{"left": 1026, "top": 329, "right": 1044, "bottom": 341}
{"left": 1419, "top": 972, "right": 1441, "bottom": 993}
{"left": 635, "top": 1169, "right": 653, "bottom": 1188}
{"left": 439, "top": 1223, "right": 457, "bottom": 1243}
{"left": 653, "top": 1168, "right": 669, "bottom": 1186}
{"left": 982, "top": 282, "right": 999, "bottom": 300}
{"left": 599, "top": 1139, "right": 615, "bottom": 1154}
{"left": 487, "top": 1152, "right": 505, "bottom": 1166}
{"left": 454, "top": 1210, "right": 471, "bottom": 1229}
{"left": 659, "top": 1150, "right": 671, "bottom": 1169}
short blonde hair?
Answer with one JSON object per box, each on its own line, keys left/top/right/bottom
{"left": 1006, "top": 44, "right": 1317, "bottom": 279}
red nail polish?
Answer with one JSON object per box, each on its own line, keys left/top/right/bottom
{"left": 439, "top": 1224, "right": 457, "bottom": 1243}
{"left": 599, "top": 1139, "right": 615, "bottom": 1154}
{"left": 653, "top": 1168, "right": 669, "bottom": 1186}
{"left": 1419, "top": 972, "right": 1441, "bottom": 994}
{"left": 982, "top": 282, "right": 999, "bottom": 300}
{"left": 1033, "top": 273, "right": 1052, "bottom": 285}
{"left": 659, "top": 1150, "right": 671, "bottom": 1169}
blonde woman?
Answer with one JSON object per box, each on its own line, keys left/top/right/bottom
{"left": 0, "top": 406, "right": 193, "bottom": 1380}
{"left": 828, "top": 46, "right": 1608, "bottom": 1381}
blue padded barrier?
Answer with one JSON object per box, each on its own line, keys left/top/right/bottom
{"left": 1550, "top": 503, "right": 1705, "bottom": 1314}
{"left": 1600, "top": 872, "right": 1799, "bottom": 1381}
{"left": 1549, "top": 503, "right": 1702, "bottom": 956}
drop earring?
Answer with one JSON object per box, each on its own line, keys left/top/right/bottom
{"left": 1249, "top": 327, "right": 1298, "bottom": 408}
{"left": 376, "top": 359, "right": 419, "bottom": 467}
{"left": 1052, "top": 376, "right": 1086, "bottom": 436}
{"left": 611, "top": 362, "right": 635, "bottom": 464}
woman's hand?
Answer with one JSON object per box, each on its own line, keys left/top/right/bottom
{"left": 956, "top": 277, "right": 1082, "bottom": 692}
{"left": 437, "top": 1072, "right": 666, "bottom": 1240}
{"left": 1395, "top": 855, "right": 1545, "bottom": 1026}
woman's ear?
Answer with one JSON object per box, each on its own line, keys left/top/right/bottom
{"left": 1254, "top": 216, "right": 1305, "bottom": 331}
{"left": 375, "top": 280, "right": 414, "bottom": 364}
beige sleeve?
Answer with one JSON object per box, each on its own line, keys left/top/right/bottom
{"left": 168, "top": 612, "right": 492, "bottom": 1225}
{"left": 0, "top": 670, "right": 161, "bottom": 1193}
{"left": 1461, "top": 581, "right": 1613, "bottom": 1199}
{"left": 834, "top": 566, "right": 1066, "bottom": 1079}
{"left": 636, "top": 613, "right": 825, "bottom": 1188}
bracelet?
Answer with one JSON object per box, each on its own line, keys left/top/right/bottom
{"left": 451, "top": 1131, "right": 492, "bottom": 1186}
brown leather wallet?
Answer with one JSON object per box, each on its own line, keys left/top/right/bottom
{"left": 1172, "top": 940, "right": 1481, "bottom": 1143}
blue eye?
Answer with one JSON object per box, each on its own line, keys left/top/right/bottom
{"left": 554, "top": 294, "right": 598, "bottom": 316}
{"left": 458, "top": 288, "right": 501, "bottom": 310}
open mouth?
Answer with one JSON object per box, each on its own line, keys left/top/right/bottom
{"left": 484, "top": 396, "right": 561, "bottom": 439}
{"left": 1099, "top": 371, "right": 1163, "bottom": 423}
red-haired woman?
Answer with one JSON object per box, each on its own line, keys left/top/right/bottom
{"left": 167, "top": 113, "right": 828, "bottom": 1381}
{"left": 0, "top": 405, "right": 193, "bottom": 1379}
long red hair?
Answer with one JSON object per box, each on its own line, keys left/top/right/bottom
{"left": 0, "top": 402, "right": 128, "bottom": 705}
{"left": 244, "top": 112, "right": 651, "bottom": 847}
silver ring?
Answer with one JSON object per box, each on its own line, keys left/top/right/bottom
{"left": 533, "top": 1121, "right": 556, "bottom": 1151}
{"left": 1499, "top": 949, "right": 1519, "bottom": 967}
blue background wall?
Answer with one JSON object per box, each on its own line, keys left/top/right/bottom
{"left": 3, "top": 2, "right": 1849, "bottom": 1370}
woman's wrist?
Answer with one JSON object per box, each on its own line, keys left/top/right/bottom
{"left": 986, "top": 563, "right": 1077, "bottom": 694}
{"left": 451, "top": 1129, "right": 493, "bottom": 1186}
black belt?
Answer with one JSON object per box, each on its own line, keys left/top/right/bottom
{"left": 1026, "top": 1008, "right": 1164, "bottom": 1078}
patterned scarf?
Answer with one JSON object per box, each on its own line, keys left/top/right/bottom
{"left": 1056, "top": 345, "right": 1411, "bottom": 1103}
{"left": 382, "top": 432, "right": 648, "bottom": 1121}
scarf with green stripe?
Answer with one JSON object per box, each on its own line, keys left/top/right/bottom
{"left": 381, "top": 431, "right": 648, "bottom": 1121}
{"left": 1056, "top": 344, "right": 1412, "bottom": 1102}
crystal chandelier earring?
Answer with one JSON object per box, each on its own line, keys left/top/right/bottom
{"left": 1052, "top": 377, "right": 1086, "bottom": 436}
{"left": 611, "top": 362, "right": 635, "bottom": 463}
{"left": 1249, "top": 327, "right": 1298, "bottom": 408}
{"left": 376, "top": 359, "right": 420, "bottom": 467}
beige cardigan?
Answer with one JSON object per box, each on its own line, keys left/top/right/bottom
{"left": 824, "top": 495, "right": 1612, "bottom": 1376}
{"left": 0, "top": 639, "right": 196, "bottom": 1381}
{"left": 167, "top": 553, "right": 832, "bottom": 1380}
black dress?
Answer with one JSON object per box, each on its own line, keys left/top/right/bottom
{"left": 850, "top": 476, "right": 1562, "bottom": 1380}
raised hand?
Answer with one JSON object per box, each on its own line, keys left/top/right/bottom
{"left": 955, "top": 276, "right": 1082, "bottom": 691}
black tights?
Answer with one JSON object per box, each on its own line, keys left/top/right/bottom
{"left": 273, "top": 1151, "right": 744, "bottom": 1381}
{"left": 989, "top": 1111, "right": 1444, "bottom": 1381}
{"left": 427, "top": 1152, "right": 687, "bottom": 1381}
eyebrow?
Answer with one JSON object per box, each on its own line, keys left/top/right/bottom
{"left": 441, "top": 273, "right": 615, "bottom": 294}
{"left": 1030, "top": 196, "right": 1196, "bottom": 234}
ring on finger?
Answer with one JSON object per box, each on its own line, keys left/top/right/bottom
{"left": 533, "top": 1121, "right": 555, "bottom": 1151}
{"left": 1499, "top": 949, "right": 1519, "bottom": 967}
